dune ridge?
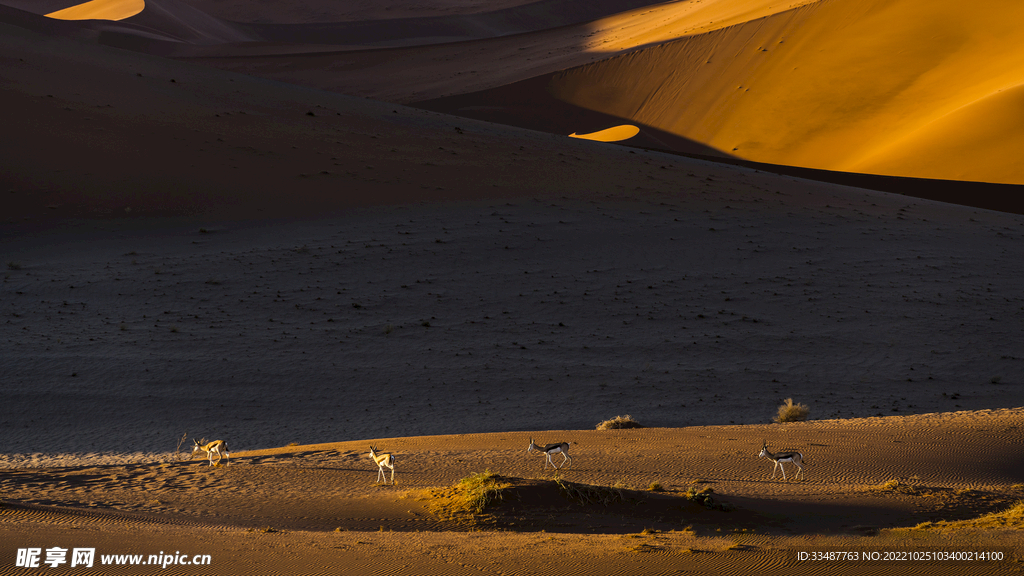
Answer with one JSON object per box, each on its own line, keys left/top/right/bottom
{"left": 8, "top": 0, "right": 1024, "bottom": 184}
{"left": 45, "top": 0, "right": 143, "bottom": 21}
{"left": 507, "top": 0, "right": 1024, "bottom": 184}
{"left": 2, "top": 410, "right": 1022, "bottom": 574}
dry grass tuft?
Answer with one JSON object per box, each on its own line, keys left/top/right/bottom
{"left": 903, "top": 500, "right": 1024, "bottom": 532}
{"left": 685, "top": 485, "right": 714, "bottom": 503}
{"left": 428, "top": 470, "right": 510, "bottom": 520}
{"left": 684, "top": 484, "right": 731, "bottom": 510}
{"left": 596, "top": 415, "right": 643, "bottom": 430}
{"left": 867, "top": 479, "right": 918, "bottom": 494}
{"left": 775, "top": 398, "right": 810, "bottom": 422}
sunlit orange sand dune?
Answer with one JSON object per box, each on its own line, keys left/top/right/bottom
{"left": 9, "top": 0, "right": 1024, "bottom": 186}
{"left": 424, "top": 0, "right": 1024, "bottom": 185}
{"left": 46, "top": 0, "right": 142, "bottom": 21}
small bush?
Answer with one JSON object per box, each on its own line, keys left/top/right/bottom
{"left": 685, "top": 485, "right": 716, "bottom": 507}
{"left": 6, "top": 261, "right": 22, "bottom": 270}
{"left": 429, "top": 470, "right": 510, "bottom": 519}
{"left": 596, "top": 415, "right": 644, "bottom": 430}
{"left": 775, "top": 398, "right": 810, "bottom": 423}
{"left": 647, "top": 482, "right": 664, "bottom": 492}
{"left": 685, "top": 485, "right": 713, "bottom": 501}
{"left": 456, "top": 471, "right": 508, "bottom": 513}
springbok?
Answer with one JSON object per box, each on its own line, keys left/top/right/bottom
{"left": 527, "top": 438, "right": 573, "bottom": 469}
{"left": 192, "top": 438, "right": 230, "bottom": 466}
{"left": 759, "top": 440, "right": 804, "bottom": 480}
{"left": 369, "top": 446, "right": 395, "bottom": 484}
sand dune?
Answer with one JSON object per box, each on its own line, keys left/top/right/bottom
{"left": 45, "top": 0, "right": 143, "bottom": 21}
{"left": 176, "top": 0, "right": 579, "bottom": 24}
{"left": 2, "top": 411, "right": 1022, "bottom": 573}
{"left": 456, "top": 0, "right": 1024, "bottom": 184}
{"left": 8, "top": 0, "right": 1024, "bottom": 183}
{"left": 3, "top": 2, "right": 1024, "bottom": 455}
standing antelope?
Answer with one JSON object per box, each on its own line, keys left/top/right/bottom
{"left": 369, "top": 446, "right": 395, "bottom": 484}
{"left": 759, "top": 440, "right": 804, "bottom": 480}
{"left": 527, "top": 438, "right": 574, "bottom": 469}
{"left": 192, "top": 438, "right": 230, "bottom": 466}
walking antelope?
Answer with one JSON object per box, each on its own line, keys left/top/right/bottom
{"left": 759, "top": 440, "right": 804, "bottom": 480}
{"left": 192, "top": 438, "right": 230, "bottom": 466}
{"left": 527, "top": 438, "right": 574, "bottom": 469}
{"left": 368, "top": 446, "right": 395, "bottom": 484}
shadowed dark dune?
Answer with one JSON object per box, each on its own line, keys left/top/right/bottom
{"left": 415, "top": 74, "right": 736, "bottom": 159}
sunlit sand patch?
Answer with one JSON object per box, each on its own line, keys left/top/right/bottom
{"left": 583, "top": 0, "right": 822, "bottom": 53}
{"left": 569, "top": 125, "right": 640, "bottom": 143}
{"left": 546, "top": 0, "right": 1024, "bottom": 184}
{"left": 46, "top": 0, "right": 144, "bottom": 21}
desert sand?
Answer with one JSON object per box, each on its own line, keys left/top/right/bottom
{"left": 45, "top": 0, "right": 143, "bottom": 21}
{"left": 1, "top": 0, "right": 1023, "bottom": 574}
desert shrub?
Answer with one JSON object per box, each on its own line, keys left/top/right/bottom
{"left": 685, "top": 485, "right": 717, "bottom": 508}
{"left": 457, "top": 471, "right": 509, "bottom": 513}
{"left": 430, "top": 470, "right": 509, "bottom": 519}
{"left": 868, "top": 479, "right": 918, "bottom": 494}
{"left": 596, "top": 415, "right": 644, "bottom": 430}
{"left": 775, "top": 398, "right": 810, "bottom": 422}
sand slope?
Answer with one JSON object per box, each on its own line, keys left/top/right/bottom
{"left": 7, "top": 0, "right": 1024, "bottom": 183}
{"left": 45, "top": 0, "right": 143, "bottom": 21}
{"left": 3, "top": 9, "right": 1024, "bottom": 457}
{"left": 2, "top": 411, "right": 1023, "bottom": 574}
{"left": 485, "top": 0, "right": 1024, "bottom": 184}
